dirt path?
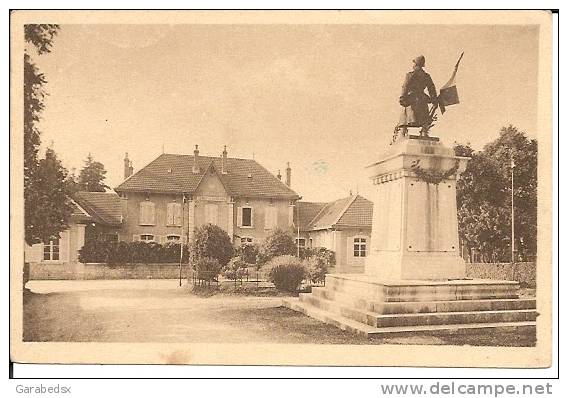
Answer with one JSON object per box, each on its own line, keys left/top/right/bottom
{"left": 23, "top": 280, "right": 536, "bottom": 346}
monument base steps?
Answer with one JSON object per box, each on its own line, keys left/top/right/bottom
{"left": 282, "top": 274, "right": 537, "bottom": 338}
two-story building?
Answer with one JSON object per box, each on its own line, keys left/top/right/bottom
{"left": 114, "top": 146, "right": 300, "bottom": 246}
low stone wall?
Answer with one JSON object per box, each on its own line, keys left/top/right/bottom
{"left": 465, "top": 262, "right": 536, "bottom": 288}
{"left": 28, "top": 262, "right": 188, "bottom": 280}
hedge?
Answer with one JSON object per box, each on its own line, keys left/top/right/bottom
{"left": 465, "top": 262, "right": 536, "bottom": 288}
{"left": 78, "top": 240, "right": 189, "bottom": 264}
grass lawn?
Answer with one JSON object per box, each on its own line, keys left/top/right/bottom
{"left": 23, "top": 280, "right": 535, "bottom": 346}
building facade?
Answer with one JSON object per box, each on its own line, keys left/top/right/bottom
{"left": 114, "top": 146, "right": 299, "bottom": 246}
{"left": 295, "top": 195, "right": 373, "bottom": 274}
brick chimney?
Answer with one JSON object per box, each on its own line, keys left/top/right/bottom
{"left": 285, "top": 162, "right": 291, "bottom": 187}
{"left": 221, "top": 145, "right": 228, "bottom": 174}
{"left": 192, "top": 145, "right": 200, "bottom": 174}
{"left": 277, "top": 170, "right": 282, "bottom": 180}
{"left": 124, "top": 153, "right": 133, "bottom": 179}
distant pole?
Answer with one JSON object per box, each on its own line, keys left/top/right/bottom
{"left": 511, "top": 156, "right": 516, "bottom": 266}
{"left": 296, "top": 196, "right": 302, "bottom": 257}
{"left": 179, "top": 194, "right": 185, "bottom": 287}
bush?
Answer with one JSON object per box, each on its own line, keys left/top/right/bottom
{"left": 223, "top": 256, "right": 249, "bottom": 280}
{"left": 304, "top": 256, "right": 328, "bottom": 284}
{"left": 190, "top": 224, "right": 233, "bottom": 267}
{"left": 258, "top": 229, "right": 296, "bottom": 265}
{"left": 234, "top": 243, "right": 260, "bottom": 266}
{"left": 193, "top": 257, "right": 222, "bottom": 282}
{"left": 78, "top": 239, "right": 189, "bottom": 264}
{"left": 300, "top": 247, "right": 336, "bottom": 267}
{"left": 263, "top": 255, "right": 306, "bottom": 292}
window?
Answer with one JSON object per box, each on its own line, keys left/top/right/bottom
{"left": 238, "top": 206, "right": 253, "bottom": 228}
{"left": 166, "top": 235, "right": 180, "bottom": 241}
{"left": 295, "top": 238, "right": 306, "bottom": 248}
{"left": 354, "top": 237, "right": 367, "bottom": 257}
{"left": 240, "top": 237, "right": 254, "bottom": 245}
{"left": 105, "top": 234, "right": 119, "bottom": 242}
{"left": 140, "top": 234, "right": 155, "bottom": 242}
{"left": 205, "top": 204, "right": 219, "bottom": 225}
{"left": 43, "top": 238, "right": 60, "bottom": 261}
{"left": 264, "top": 206, "right": 277, "bottom": 230}
{"left": 167, "top": 203, "right": 182, "bottom": 226}
{"left": 139, "top": 201, "right": 155, "bottom": 225}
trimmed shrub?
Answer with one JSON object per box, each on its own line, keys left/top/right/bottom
{"left": 78, "top": 239, "right": 189, "bottom": 264}
{"left": 263, "top": 255, "right": 306, "bottom": 292}
{"left": 258, "top": 229, "right": 296, "bottom": 265}
{"left": 190, "top": 224, "right": 233, "bottom": 267}
{"left": 193, "top": 257, "right": 222, "bottom": 282}
{"left": 223, "top": 256, "right": 249, "bottom": 280}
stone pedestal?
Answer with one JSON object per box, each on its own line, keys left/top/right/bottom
{"left": 364, "top": 136, "right": 469, "bottom": 280}
{"left": 283, "top": 136, "right": 537, "bottom": 339}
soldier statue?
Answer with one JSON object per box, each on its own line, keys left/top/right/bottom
{"left": 395, "top": 55, "right": 443, "bottom": 140}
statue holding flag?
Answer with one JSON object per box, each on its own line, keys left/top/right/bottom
{"left": 393, "top": 52, "right": 464, "bottom": 142}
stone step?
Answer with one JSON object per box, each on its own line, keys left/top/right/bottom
{"left": 300, "top": 293, "right": 537, "bottom": 328}
{"left": 282, "top": 298, "right": 537, "bottom": 338}
{"left": 311, "top": 287, "right": 535, "bottom": 314}
{"left": 323, "top": 278, "right": 519, "bottom": 301}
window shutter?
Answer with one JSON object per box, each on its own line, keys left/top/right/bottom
{"left": 250, "top": 207, "right": 254, "bottom": 227}
{"left": 149, "top": 202, "right": 155, "bottom": 224}
{"left": 139, "top": 203, "right": 145, "bottom": 224}
{"left": 174, "top": 203, "right": 182, "bottom": 225}
{"left": 237, "top": 207, "right": 243, "bottom": 227}
{"left": 167, "top": 203, "right": 173, "bottom": 225}
{"left": 60, "top": 231, "right": 69, "bottom": 262}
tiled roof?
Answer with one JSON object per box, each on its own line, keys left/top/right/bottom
{"left": 69, "top": 199, "right": 92, "bottom": 222}
{"left": 335, "top": 195, "right": 373, "bottom": 228}
{"left": 73, "top": 191, "right": 123, "bottom": 226}
{"left": 297, "top": 195, "right": 373, "bottom": 231}
{"left": 114, "top": 154, "right": 299, "bottom": 199}
{"left": 294, "top": 201, "right": 326, "bottom": 230}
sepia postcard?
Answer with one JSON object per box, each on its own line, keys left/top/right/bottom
{"left": 10, "top": 10, "right": 554, "bottom": 368}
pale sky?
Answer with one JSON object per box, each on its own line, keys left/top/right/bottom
{"left": 34, "top": 23, "right": 539, "bottom": 202}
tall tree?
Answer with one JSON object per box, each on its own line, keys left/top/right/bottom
{"left": 26, "top": 148, "right": 73, "bottom": 245}
{"left": 78, "top": 153, "right": 110, "bottom": 192}
{"left": 24, "top": 24, "right": 71, "bottom": 246}
{"left": 455, "top": 126, "right": 537, "bottom": 262}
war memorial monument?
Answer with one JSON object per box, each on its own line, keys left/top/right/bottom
{"left": 284, "top": 54, "right": 538, "bottom": 338}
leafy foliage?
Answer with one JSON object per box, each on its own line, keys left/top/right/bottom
{"left": 455, "top": 125, "right": 537, "bottom": 262}
{"left": 258, "top": 229, "right": 296, "bottom": 265}
{"left": 78, "top": 240, "right": 188, "bottom": 264}
{"left": 190, "top": 224, "right": 233, "bottom": 267}
{"left": 222, "top": 256, "right": 249, "bottom": 280}
{"left": 234, "top": 243, "right": 260, "bottom": 266}
{"left": 25, "top": 148, "right": 73, "bottom": 245}
{"left": 263, "top": 255, "right": 306, "bottom": 292}
{"left": 78, "top": 153, "right": 110, "bottom": 192}
{"left": 24, "top": 24, "right": 69, "bottom": 246}
{"left": 193, "top": 257, "right": 222, "bottom": 282}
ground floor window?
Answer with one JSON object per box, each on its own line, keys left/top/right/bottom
{"left": 295, "top": 238, "right": 306, "bottom": 248}
{"left": 166, "top": 234, "right": 181, "bottom": 242}
{"left": 43, "top": 238, "right": 60, "bottom": 261}
{"left": 140, "top": 234, "right": 155, "bottom": 242}
{"left": 240, "top": 236, "right": 254, "bottom": 245}
{"left": 354, "top": 237, "right": 367, "bottom": 257}
{"left": 105, "top": 233, "right": 119, "bottom": 242}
